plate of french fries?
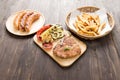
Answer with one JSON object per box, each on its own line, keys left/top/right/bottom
{"left": 66, "top": 6, "right": 115, "bottom": 40}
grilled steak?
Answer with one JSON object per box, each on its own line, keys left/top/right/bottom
{"left": 53, "top": 36, "right": 81, "bottom": 58}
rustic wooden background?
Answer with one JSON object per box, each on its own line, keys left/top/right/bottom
{"left": 0, "top": 0, "right": 120, "bottom": 80}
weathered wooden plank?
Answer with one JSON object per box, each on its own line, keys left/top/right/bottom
{"left": 0, "top": 0, "right": 120, "bottom": 80}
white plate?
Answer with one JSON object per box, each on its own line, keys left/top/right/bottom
{"left": 6, "top": 11, "right": 45, "bottom": 36}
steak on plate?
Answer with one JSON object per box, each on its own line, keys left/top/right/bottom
{"left": 53, "top": 36, "right": 81, "bottom": 58}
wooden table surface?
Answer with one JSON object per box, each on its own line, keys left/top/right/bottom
{"left": 0, "top": 0, "right": 120, "bottom": 80}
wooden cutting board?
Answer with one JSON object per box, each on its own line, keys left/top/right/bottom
{"left": 33, "top": 31, "right": 87, "bottom": 67}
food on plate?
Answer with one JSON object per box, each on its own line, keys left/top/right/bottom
{"left": 37, "top": 24, "right": 65, "bottom": 50}
{"left": 34, "top": 24, "right": 87, "bottom": 66}
{"left": 74, "top": 13, "right": 106, "bottom": 36}
{"left": 36, "top": 24, "right": 82, "bottom": 58}
{"left": 53, "top": 36, "right": 81, "bottom": 59}
{"left": 25, "top": 12, "right": 40, "bottom": 32}
{"left": 13, "top": 11, "right": 27, "bottom": 30}
{"left": 19, "top": 11, "right": 34, "bottom": 31}
{"left": 13, "top": 10, "right": 40, "bottom": 32}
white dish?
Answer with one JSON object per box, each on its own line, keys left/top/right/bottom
{"left": 6, "top": 11, "right": 45, "bottom": 36}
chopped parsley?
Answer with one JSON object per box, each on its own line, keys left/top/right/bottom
{"left": 64, "top": 46, "right": 70, "bottom": 51}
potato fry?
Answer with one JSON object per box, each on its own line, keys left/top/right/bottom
{"left": 89, "top": 20, "right": 96, "bottom": 26}
{"left": 82, "top": 13, "right": 91, "bottom": 19}
{"left": 77, "top": 15, "right": 89, "bottom": 26}
{"left": 97, "top": 22, "right": 106, "bottom": 34}
{"left": 74, "top": 13, "right": 106, "bottom": 36}
{"left": 91, "top": 15, "right": 100, "bottom": 26}
{"left": 77, "top": 25, "right": 97, "bottom": 36}
{"left": 85, "top": 25, "right": 98, "bottom": 32}
{"left": 73, "top": 22, "right": 80, "bottom": 31}
{"left": 78, "top": 30, "right": 97, "bottom": 36}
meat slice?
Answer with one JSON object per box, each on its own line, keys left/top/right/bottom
{"left": 53, "top": 36, "right": 81, "bottom": 58}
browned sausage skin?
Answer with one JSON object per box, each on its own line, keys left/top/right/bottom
{"left": 19, "top": 11, "right": 34, "bottom": 32}
{"left": 13, "top": 10, "right": 40, "bottom": 32}
{"left": 25, "top": 12, "right": 40, "bottom": 32}
{"left": 13, "top": 11, "right": 27, "bottom": 30}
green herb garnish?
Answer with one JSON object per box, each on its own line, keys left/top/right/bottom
{"left": 64, "top": 46, "right": 70, "bottom": 51}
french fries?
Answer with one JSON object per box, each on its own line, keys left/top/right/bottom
{"left": 74, "top": 13, "right": 106, "bottom": 36}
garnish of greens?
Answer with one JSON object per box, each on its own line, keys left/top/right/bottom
{"left": 64, "top": 46, "right": 71, "bottom": 51}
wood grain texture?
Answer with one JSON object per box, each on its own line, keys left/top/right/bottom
{"left": 0, "top": 0, "right": 120, "bottom": 80}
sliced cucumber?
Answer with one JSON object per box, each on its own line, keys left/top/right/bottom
{"left": 50, "top": 25, "right": 64, "bottom": 40}
{"left": 40, "top": 24, "right": 64, "bottom": 42}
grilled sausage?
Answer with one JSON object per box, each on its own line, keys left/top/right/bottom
{"left": 19, "top": 11, "right": 34, "bottom": 32}
{"left": 13, "top": 11, "right": 27, "bottom": 30}
{"left": 25, "top": 12, "right": 40, "bottom": 32}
